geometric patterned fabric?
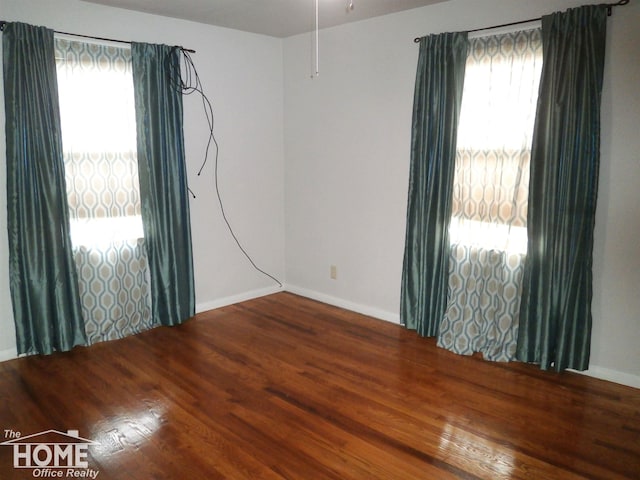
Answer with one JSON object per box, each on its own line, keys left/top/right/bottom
{"left": 55, "top": 38, "right": 153, "bottom": 344}
{"left": 437, "top": 29, "right": 543, "bottom": 361}
{"left": 438, "top": 245, "right": 526, "bottom": 361}
{"left": 73, "top": 238, "right": 153, "bottom": 343}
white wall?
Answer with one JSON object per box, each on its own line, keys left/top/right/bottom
{"left": 283, "top": 0, "right": 640, "bottom": 386}
{"left": 591, "top": 0, "right": 640, "bottom": 386}
{"left": 0, "top": 0, "right": 285, "bottom": 360}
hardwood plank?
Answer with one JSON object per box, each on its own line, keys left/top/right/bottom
{"left": 0, "top": 292, "right": 638, "bottom": 479}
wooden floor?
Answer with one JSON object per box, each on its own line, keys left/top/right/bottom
{"left": 0, "top": 293, "right": 638, "bottom": 479}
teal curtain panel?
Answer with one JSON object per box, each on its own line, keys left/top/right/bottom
{"left": 3, "top": 22, "right": 87, "bottom": 354}
{"left": 517, "top": 5, "right": 607, "bottom": 371}
{"left": 132, "top": 43, "right": 195, "bottom": 327}
{"left": 400, "top": 32, "right": 468, "bottom": 337}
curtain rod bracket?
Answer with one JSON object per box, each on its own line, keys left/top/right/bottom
{"left": 604, "top": 0, "right": 629, "bottom": 16}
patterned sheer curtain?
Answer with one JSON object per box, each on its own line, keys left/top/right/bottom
{"left": 437, "top": 29, "right": 542, "bottom": 361}
{"left": 55, "top": 38, "right": 153, "bottom": 343}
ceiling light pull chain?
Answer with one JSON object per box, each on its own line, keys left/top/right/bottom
{"left": 312, "top": 0, "right": 319, "bottom": 78}
{"left": 310, "top": 0, "right": 353, "bottom": 79}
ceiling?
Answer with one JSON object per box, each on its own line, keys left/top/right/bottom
{"left": 82, "top": 0, "right": 447, "bottom": 38}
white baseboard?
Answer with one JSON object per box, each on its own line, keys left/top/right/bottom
{"left": 571, "top": 365, "right": 640, "bottom": 390}
{"left": 196, "top": 285, "right": 284, "bottom": 314}
{"left": 284, "top": 284, "right": 400, "bottom": 325}
{"left": 285, "top": 285, "right": 640, "bottom": 390}
{"left": 0, "top": 347, "right": 17, "bottom": 363}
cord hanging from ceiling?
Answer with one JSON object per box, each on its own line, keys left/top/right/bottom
{"left": 311, "top": 0, "right": 354, "bottom": 78}
{"left": 311, "top": 0, "right": 319, "bottom": 78}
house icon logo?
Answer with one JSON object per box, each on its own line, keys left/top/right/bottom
{"left": 1, "top": 429, "right": 100, "bottom": 477}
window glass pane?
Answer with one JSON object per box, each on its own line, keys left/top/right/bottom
{"left": 451, "top": 29, "right": 542, "bottom": 253}
{"left": 55, "top": 38, "right": 142, "bottom": 244}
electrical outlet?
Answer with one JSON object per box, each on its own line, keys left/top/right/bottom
{"left": 330, "top": 265, "right": 337, "bottom": 280}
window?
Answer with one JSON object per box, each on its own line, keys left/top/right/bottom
{"left": 450, "top": 29, "right": 543, "bottom": 255}
{"left": 55, "top": 38, "right": 152, "bottom": 343}
{"left": 437, "top": 28, "right": 543, "bottom": 361}
{"left": 56, "top": 38, "right": 142, "bottom": 243}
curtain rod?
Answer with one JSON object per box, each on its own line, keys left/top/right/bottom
{"left": 0, "top": 20, "right": 195, "bottom": 53}
{"left": 413, "top": 0, "right": 629, "bottom": 43}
